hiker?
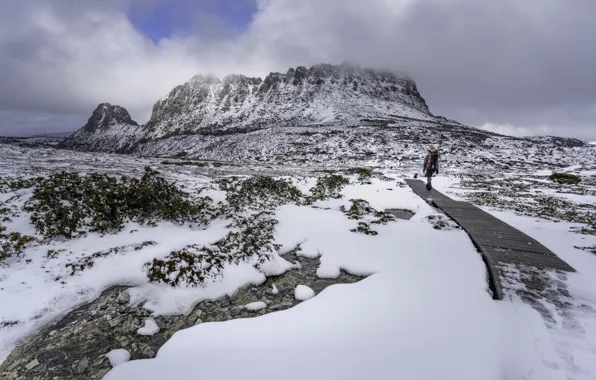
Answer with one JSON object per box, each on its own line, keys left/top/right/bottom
{"left": 423, "top": 145, "right": 439, "bottom": 190}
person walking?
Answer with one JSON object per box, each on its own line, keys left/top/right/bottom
{"left": 423, "top": 145, "right": 439, "bottom": 190}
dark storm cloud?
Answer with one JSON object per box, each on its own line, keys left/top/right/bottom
{"left": 0, "top": 0, "right": 594, "bottom": 139}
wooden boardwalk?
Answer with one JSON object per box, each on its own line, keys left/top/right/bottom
{"left": 405, "top": 179, "right": 575, "bottom": 300}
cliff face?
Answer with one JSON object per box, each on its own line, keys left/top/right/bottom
{"left": 61, "top": 63, "right": 443, "bottom": 153}
{"left": 144, "top": 63, "right": 433, "bottom": 139}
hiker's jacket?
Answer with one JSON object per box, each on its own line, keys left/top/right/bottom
{"left": 423, "top": 150, "right": 439, "bottom": 173}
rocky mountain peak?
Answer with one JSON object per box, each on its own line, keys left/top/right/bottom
{"left": 142, "top": 63, "right": 434, "bottom": 139}
{"left": 80, "top": 103, "right": 138, "bottom": 134}
{"left": 63, "top": 63, "right": 451, "bottom": 154}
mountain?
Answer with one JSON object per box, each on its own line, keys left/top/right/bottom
{"left": 60, "top": 63, "right": 449, "bottom": 152}
{"left": 60, "top": 103, "right": 145, "bottom": 153}
{"left": 145, "top": 63, "right": 436, "bottom": 139}
{"left": 58, "top": 63, "right": 593, "bottom": 168}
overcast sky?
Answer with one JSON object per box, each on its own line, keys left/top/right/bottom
{"left": 0, "top": 0, "right": 594, "bottom": 140}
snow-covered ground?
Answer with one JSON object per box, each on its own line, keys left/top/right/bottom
{"left": 104, "top": 179, "right": 596, "bottom": 380}
{"left": 1, "top": 144, "right": 595, "bottom": 379}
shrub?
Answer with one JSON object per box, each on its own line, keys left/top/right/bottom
{"left": 1, "top": 231, "right": 36, "bottom": 263}
{"left": 550, "top": 173, "right": 581, "bottom": 185}
{"left": 24, "top": 167, "right": 214, "bottom": 239}
{"left": 217, "top": 176, "right": 302, "bottom": 212}
{"left": 347, "top": 168, "right": 373, "bottom": 184}
{"left": 306, "top": 175, "right": 350, "bottom": 203}
{"left": 146, "top": 212, "right": 280, "bottom": 287}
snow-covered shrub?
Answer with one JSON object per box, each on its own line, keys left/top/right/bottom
{"left": 0, "top": 176, "right": 39, "bottom": 193}
{"left": 351, "top": 222, "right": 378, "bottom": 236}
{"left": 344, "top": 199, "right": 377, "bottom": 220}
{"left": 217, "top": 176, "right": 302, "bottom": 212}
{"left": 550, "top": 173, "right": 581, "bottom": 185}
{"left": 65, "top": 241, "right": 157, "bottom": 275}
{"left": 347, "top": 167, "right": 373, "bottom": 184}
{"left": 24, "top": 167, "right": 215, "bottom": 239}
{"left": 306, "top": 175, "right": 350, "bottom": 203}
{"left": 0, "top": 230, "right": 36, "bottom": 263}
{"left": 342, "top": 199, "right": 396, "bottom": 235}
{"left": 146, "top": 212, "right": 281, "bottom": 287}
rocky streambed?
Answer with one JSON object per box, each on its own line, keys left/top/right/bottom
{"left": 0, "top": 251, "right": 365, "bottom": 379}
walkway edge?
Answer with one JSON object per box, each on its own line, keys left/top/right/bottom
{"left": 405, "top": 179, "right": 575, "bottom": 302}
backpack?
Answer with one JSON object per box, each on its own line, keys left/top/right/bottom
{"left": 426, "top": 151, "right": 439, "bottom": 170}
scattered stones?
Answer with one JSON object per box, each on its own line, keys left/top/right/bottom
{"left": 0, "top": 251, "right": 364, "bottom": 379}
{"left": 116, "top": 290, "right": 130, "bottom": 305}
{"left": 72, "top": 357, "right": 90, "bottom": 374}
{"left": 25, "top": 359, "right": 39, "bottom": 370}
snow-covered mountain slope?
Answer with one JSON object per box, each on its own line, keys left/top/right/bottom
{"left": 145, "top": 63, "right": 436, "bottom": 139}
{"left": 138, "top": 123, "right": 594, "bottom": 172}
{"left": 59, "top": 63, "right": 459, "bottom": 154}
{"left": 58, "top": 63, "right": 593, "bottom": 165}
{"left": 60, "top": 103, "right": 146, "bottom": 153}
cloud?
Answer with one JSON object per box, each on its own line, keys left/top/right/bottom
{"left": 0, "top": 0, "right": 595, "bottom": 139}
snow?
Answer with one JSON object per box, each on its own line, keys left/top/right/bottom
{"left": 271, "top": 284, "right": 279, "bottom": 295}
{"left": 2, "top": 145, "right": 596, "bottom": 379}
{"left": 294, "top": 285, "right": 315, "bottom": 301}
{"left": 137, "top": 318, "right": 160, "bottom": 336}
{"left": 244, "top": 302, "right": 267, "bottom": 311}
{"left": 103, "top": 180, "right": 572, "bottom": 379}
{"left": 475, "top": 209, "right": 596, "bottom": 379}
{"left": 107, "top": 349, "right": 131, "bottom": 367}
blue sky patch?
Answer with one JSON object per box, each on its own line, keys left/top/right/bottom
{"left": 128, "top": 0, "right": 257, "bottom": 42}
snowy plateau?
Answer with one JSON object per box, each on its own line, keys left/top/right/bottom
{"left": 0, "top": 63, "right": 595, "bottom": 380}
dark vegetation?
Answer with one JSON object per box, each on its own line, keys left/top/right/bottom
{"left": 23, "top": 167, "right": 214, "bottom": 239}
{"left": 550, "top": 173, "right": 581, "bottom": 185}
{"left": 460, "top": 174, "right": 596, "bottom": 235}
{"left": 1, "top": 169, "right": 393, "bottom": 287}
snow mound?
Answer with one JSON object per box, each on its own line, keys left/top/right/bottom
{"left": 271, "top": 284, "right": 279, "bottom": 295}
{"left": 107, "top": 349, "right": 131, "bottom": 367}
{"left": 244, "top": 302, "right": 267, "bottom": 311}
{"left": 295, "top": 285, "right": 315, "bottom": 301}
{"left": 137, "top": 318, "right": 160, "bottom": 336}
{"left": 316, "top": 262, "right": 341, "bottom": 279}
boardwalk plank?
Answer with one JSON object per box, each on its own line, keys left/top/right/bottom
{"left": 405, "top": 179, "right": 575, "bottom": 301}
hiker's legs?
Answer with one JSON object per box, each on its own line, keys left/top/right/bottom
{"left": 426, "top": 174, "right": 432, "bottom": 189}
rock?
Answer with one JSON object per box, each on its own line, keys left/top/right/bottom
{"left": 116, "top": 290, "right": 130, "bottom": 305}
{"left": 25, "top": 359, "right": 39, "bottom": 370}
{"left": 72, "top": 357, "right": 90, "bottom": 374}
{"left": 108, "top": 316, "right": 123, "bottom": 328}
{"left": 0, "top": 255, "right": 366, "bottom": 379}
{"left": 229, "top": 306, "right": 242, "bottom": 316}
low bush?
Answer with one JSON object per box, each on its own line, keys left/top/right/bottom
{"left": 550, "top": 173, "right": 581, "bottom": 185}
{"left": 24, "top": 167, "right": 214, "bottom": 239}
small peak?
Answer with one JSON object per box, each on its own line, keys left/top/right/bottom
{"left": 81, "top": 103, "right": 138, "bottom": 133}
